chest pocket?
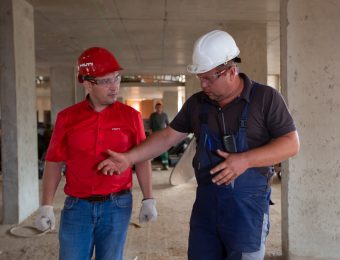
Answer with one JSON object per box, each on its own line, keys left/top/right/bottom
{"left": 66, "top": 125, "right": 96, "bottom": 157}
{"left": 102, "top": 126, "right": 134, "bottom": 152}
{"left": 192, "top": 105, "right": 225, "bottom": 185}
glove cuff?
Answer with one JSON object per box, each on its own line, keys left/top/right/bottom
{"left": 40, "top": 205, "right": 54, "bottom": 215}
{"left": 142, "top": 198, "right": 154, "bottom": 201}
{"left": 142, "top": 198, "right": 156, "bottom": 206}
{"left": 41, "top": 205, "right": 53, "bottom": 208}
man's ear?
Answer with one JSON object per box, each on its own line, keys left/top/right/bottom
{"left": 83, "top": 81, "right": 93, "bottom": 93}
{"left": 228, "top": 66, "right": 237, "bottom": 81}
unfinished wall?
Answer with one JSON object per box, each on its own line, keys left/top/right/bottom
{"left": 281, "top": 0, "right": 340, "bottom": 259}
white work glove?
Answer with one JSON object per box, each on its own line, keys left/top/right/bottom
{"left": 35, "top": 205, "right": 55, "bottom": 231}
{"left": 139, "top": 199, "right": 158, "bottom": 223}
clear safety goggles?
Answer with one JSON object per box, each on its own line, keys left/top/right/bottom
{"left": 85, "top": 74, "right": 121, "bottom": 86}
{"left": 196, "top": 68, "right": 228, "bottom": 84}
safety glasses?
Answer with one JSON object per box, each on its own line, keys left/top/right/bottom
{"left": 85, "top": 74, "right": 121, "bottom": 87}
{"left": 196, "top": 68, "right": 228, "bottom": 84}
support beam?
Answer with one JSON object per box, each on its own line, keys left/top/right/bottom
{"left": 0, "top": 0, "right": 39, "bottom": 223}
{"left": 281, "top": 0, "right": 340, "bottom": 259}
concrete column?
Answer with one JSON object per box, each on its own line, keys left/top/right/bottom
{"left": 228, "top": 23, "right": 267, "bottom": 84}
{"left": 185, "top": 74, "right": 201, "bottom": 101}
{"left": 0, "top": 0, "right": 39, "bottom": 223}
{"left": 162, "top": 91, "right": 178, "bottom": 122}
{"left": 50, "top": 67, "right": 76, "bottom": 124}
{"left": 267, "top": 74, "right": 280, "bottom": 91}
{"left": 281, "top": 1, "right": 340, "bottom": 259}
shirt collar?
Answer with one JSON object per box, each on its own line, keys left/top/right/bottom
{"left": 83, "top": 94, "right": 118, "bottom": 112}
{"left": 84, "top": 94, "right": 94, "bottom": 110}
{"left": 238, "top": 73, "right": 253, "bottom": 103}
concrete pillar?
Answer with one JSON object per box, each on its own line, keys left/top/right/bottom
{"left": 185, "top": 75, "right": 201, "bottom": 101}
{"left": 267, "top": 74, "right": 280, "bottom": 91}
{"left": 0, "top": 0, "right": 39, "bottom": 223}
{"left": 50, "top": 67, "right": 76, "bottom": 124}
{"left": 162, "top": 91, "right": 178, "bottom": 122}
{"left": 281, "top": 1, "right": 340, "bottom": 259}
{"left": 228, "top": 23, "right": 267, "bottom": 84}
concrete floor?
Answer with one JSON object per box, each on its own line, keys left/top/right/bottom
{"left": 0, "top": 166, "right": 282, "bottom": 259}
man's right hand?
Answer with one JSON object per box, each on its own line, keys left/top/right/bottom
{"left": 35, "top": 205, "right": 55, "bottom": 231}
{"left": 97, "top": 149, "right": 131, "bottom": 175}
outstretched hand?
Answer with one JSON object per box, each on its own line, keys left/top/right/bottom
{"left": 97, "top": 149, "right": 131, "bottom": 175}
{"left": 210, "top": 149, "right": 249, "bottom": 185}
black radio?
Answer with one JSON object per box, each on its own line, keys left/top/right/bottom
{"left": 222, "top": 134, "right": 237, "bottom": 153}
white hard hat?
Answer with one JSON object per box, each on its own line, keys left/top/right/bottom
{"left": 187, "top": 30, "right": 240, "bottom": 74}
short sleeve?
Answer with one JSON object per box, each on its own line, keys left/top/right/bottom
{"left": 45, "top": 112, "right": 67, "bottom": 162}
{"left": 265, "top": 89, "right": 296, "bottom": 138}
{"left": 169, "top": 97, "right": 192, "bottom": 133}
{"left": 133, "top": 111, "right": 146, "bottom": 145}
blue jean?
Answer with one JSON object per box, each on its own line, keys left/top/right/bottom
{"left": 59, "top": 192, "right": 132, "bottom": 260}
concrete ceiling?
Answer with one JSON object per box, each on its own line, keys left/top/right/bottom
{"left": 28, "top": 0, "right": 280, "bottom": 77}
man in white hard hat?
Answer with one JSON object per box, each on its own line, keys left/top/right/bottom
{"left": 98, "top": 30, "right": 300, "bottom": 259}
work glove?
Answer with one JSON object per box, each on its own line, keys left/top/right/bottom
{"left": 35, "top": 205, "right": 55, "bottom": 231}
{"left": 139, "top": 199, "right": 158, "bottom": 223}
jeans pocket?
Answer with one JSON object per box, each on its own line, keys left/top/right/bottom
{"left": 64, "top": 196, "right": 79, "bottom": 210}
{"left": 114, "top": 193, "right": 132, "bottom": 208}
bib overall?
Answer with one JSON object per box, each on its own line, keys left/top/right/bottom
{"left": 188, "top": 85, "right": 272, "bottom": 259}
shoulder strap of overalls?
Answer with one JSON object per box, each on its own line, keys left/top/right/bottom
{"left": 239, "top": 82, "right": 259, "bottom": 129}
{"left": 198, "top": 101, "right": 211, "bottom": 149}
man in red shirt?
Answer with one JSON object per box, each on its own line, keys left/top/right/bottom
{"left": 35, "top": 47, "right": 157, "bottom": 260}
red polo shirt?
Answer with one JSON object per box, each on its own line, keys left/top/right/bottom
{"left": 45, "top": 99, "right": 146, "bottom": 197}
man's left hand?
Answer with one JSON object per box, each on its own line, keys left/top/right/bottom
{"left": 210, "top": 149, "right": 249, "bottom": 185}
{"left": 139, "top": 199, "right": 158, "bottom": 223}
